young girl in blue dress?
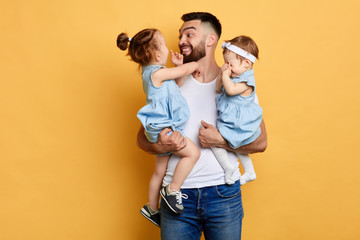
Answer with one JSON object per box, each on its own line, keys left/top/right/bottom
{"left": 213, "top": 35, "right": 262, "bottom": 185}
{"left": 117, "top": 28, "right": 200, "bottom": 226}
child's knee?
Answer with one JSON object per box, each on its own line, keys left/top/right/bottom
{"left": 193, "top": 147, "right": 201, "bottom": 161}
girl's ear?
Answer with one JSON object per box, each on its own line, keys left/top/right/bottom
{"left": 154, "top": 50, "right": 161, "bottom": 62}
{"left": 243, "top": 59, "right": 252, "bottom": 69}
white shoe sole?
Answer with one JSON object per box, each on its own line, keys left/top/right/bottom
{"left": 140, "top": 208, "right": 160, "bottom": 227}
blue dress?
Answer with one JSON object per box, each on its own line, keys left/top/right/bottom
{"left": 216, "top": 69, "right": 263, "bottom": 149}
{"left": 137, "top": 65, "right": 190, "bottom": 143}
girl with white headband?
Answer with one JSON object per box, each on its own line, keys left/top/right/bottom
{"left": 212, "top": 35, "right": 263, "bottom": 185}
{"left": 117, "top": 29, "right": 201, "bottom": 227}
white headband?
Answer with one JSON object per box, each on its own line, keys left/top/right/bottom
{"left": 128, "top": 37, "right": 132, "bottom": 42}
{"left": 222, "top": 42, "right": 256, "bottom": 63}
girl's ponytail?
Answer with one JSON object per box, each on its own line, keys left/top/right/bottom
{"left": 117, "top": 33, "right": 130, "bottom": 51}
{"left": 117, "top": 28, "right": 159, "bottom": 66}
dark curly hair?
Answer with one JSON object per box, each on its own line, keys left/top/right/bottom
{"left": 117, "top": 28, "right": 159, "bottom": 66}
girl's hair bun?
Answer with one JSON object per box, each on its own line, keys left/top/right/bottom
{"left": 117, "top": 33, "right": 129, "bottom": 51}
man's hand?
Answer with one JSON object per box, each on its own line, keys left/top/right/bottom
{"left": 137, "top": 125, "right": 186, "bottom": 155}
{"left": 198, "top": 119, "right": 268, "bottom": 154}
{"left": 198, "top": 120, "right": 227, "bottom": 148}
{"left": 157, "top": 128, "right": 187, "bottom": 153}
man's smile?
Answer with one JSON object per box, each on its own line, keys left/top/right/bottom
{"left": 180, "top": 44, "right": 192, "bottom": 55}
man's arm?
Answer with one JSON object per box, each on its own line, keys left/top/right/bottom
{"left": 198, "top": 119, "right": 267, "bottom": 154}
{"left": 137, "top": 125, "right": 187, "bottom": 155}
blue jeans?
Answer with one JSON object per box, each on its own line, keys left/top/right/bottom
{"left": 160, "top": 181, "right": 244, "bottom": 240}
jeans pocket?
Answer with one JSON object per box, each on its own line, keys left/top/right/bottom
{"left": 215, "top": 181, "right": 241, "bottom": 198}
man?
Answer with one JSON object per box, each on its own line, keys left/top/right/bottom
{"left": 137, "top": 12, "right": 267, "bottom": 240}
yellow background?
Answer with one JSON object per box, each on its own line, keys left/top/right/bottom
{"left": 1, "top": 0, "right": 360, "bottom": 239}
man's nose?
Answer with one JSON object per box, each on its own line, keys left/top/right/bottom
{"left": 179, "top": 35, "right": 187, "bottom": 45}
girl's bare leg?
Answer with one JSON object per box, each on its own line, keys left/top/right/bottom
{"left": 170, "top": 138, "right": 200, "bottom": 191}
{"left": 148, "top": 155, "right": 169, "bottom": 210}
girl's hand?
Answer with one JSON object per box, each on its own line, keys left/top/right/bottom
{"left": 221, "top": 63, "right": 232, "bottom": 77}
{"left": 170, "top": 50, "right": 183, "bottom": 66}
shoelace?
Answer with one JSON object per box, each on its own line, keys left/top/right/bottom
{"left": 173, "top": 191, "right": 188, "bottom": 205}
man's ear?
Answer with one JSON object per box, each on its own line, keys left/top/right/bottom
{"left": 206, "top": 33, "right": 217, "bottom": 47}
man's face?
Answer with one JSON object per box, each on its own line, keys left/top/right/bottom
{"left": 178, "top": 20, "right": 206, "bottom": 63}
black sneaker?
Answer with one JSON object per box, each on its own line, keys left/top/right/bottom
{"left": 140, "top": 203, "right": 160, "bottom": 227}
{"left": 160, "top": 185, "right": 187, "bottom": 214}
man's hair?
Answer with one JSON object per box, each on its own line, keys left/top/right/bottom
{"left": 181, "top": 12, "right": 222, "bottom": 38}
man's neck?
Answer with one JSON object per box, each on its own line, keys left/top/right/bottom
{"left": 192, "top": 55, "right": 220, "bottom": 83}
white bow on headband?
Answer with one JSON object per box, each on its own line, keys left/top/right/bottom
{"left": 222, "top": 42, "right": 256, "bottom": 63}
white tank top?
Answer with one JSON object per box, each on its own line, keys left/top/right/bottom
{"left": 163, "top": 75, "right": 241, "bottom": 188}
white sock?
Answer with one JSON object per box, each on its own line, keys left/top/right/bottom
{"left": 211, "top": 147, "right": 237, "bottom": 184}
{"left": 236, "top": 153, "right": 256, "bottom": 185}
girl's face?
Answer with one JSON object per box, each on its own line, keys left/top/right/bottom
{"left": 155, "top": 32, "right": 169, "bottom": 65}
{"left": 223, "top": 51, "right": 247, "bottom": 77}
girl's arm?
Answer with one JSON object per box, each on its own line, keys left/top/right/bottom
{"left": 215, "top": 71, "right": 223, "bottom": 94}
{"left": 152, "top": 52, "right": 198, "bottom": 87}
{"left": 221, "top": 63, "right": 251, "bottom": 96}
{"left": 170, "top": 50, "right": 186, "bottom": 87}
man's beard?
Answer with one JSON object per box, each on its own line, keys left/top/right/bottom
{"left": 182, "top": 40, "right": 206, "bottom": 63}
